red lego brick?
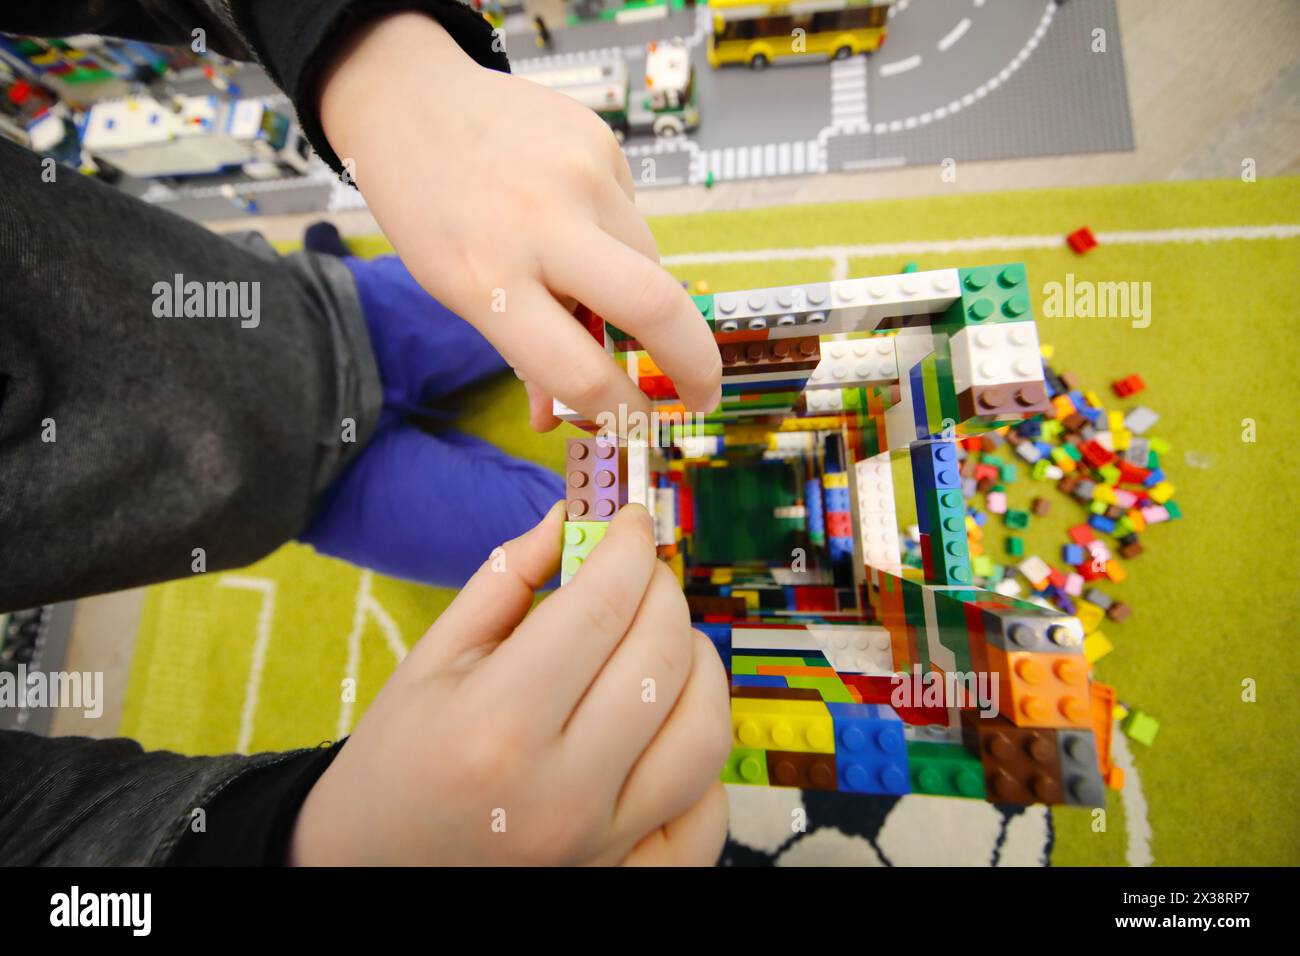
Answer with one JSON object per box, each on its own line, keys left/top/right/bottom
{"left": 1066, "top": 227, "right": 1098, "bottom": 254}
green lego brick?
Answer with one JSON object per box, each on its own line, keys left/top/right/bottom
{"left": 560, "top": 521, "right": 608, "bottom": 585}
{"left": 691, "top": 293, "right": 714, "bottom": 326}
{"left": 784, "top": 676, "right": 856, "bottom": 703}
{"left": 722, "top": 748, "right": 769, "bottom": 785}
{"left": 1004, "top": 509, "right": 1030, "bottom": 529}
{"left": 938, "top": 263, "right": 1034, "bottom": 330}
{"left": 907, "top": 741, "right": 985, "bottom": 798}
{"left": 1006, "top": 536, "right": 1025, "bottom": 557}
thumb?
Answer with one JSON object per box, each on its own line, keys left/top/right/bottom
{"left": 411, "top": 499, "right": 566, "bottom": 670}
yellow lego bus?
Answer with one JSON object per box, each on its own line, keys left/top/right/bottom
{"left": 707, "top": 0, "right": 891, "bottom": 70}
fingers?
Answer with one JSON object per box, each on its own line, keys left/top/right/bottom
{"left": 561, "top": 562, "right": 695, "bottom": 787}
{"left": 610, "top": 629, "right": 732, "bottom": 843}
{"left": 619, "top": 782, "right": 729, "bottom": 866}
{"left": 415, "top": 500, "right": 565, "bottom": 670}
{"left": 474, "top": 504, "right": 659, "bottom": 730}
{"left": 597, "top": 187, "right": 660, "bottom": 264}
{"left": 542, "top": 224, "right": 721, "bottom": 413}
{"left": 524, "top": 379, "right": 561, "bottom": 432}
{"left": 477, "top": 281, "right": 651, "bottom": 429}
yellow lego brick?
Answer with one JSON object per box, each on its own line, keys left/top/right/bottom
{"left": 711, "top": 567, "right": 733, "bottom": 585}
{"left": 1112, "top": 428, "right": 1131, "bottom": 451}
{"left": 823, "top": 472, "right": 848, "bottom": 489}
{"left": 732, "top": 589, "right": 759, "bottom": 611}
{"left": 1084, "top": 631, "right": 1113, "bottom": 664}
{"left": 1039, "top": 343, "right": 1055, "bottom": 360}
{"left": 1083, "top": 390, "right": 1103, "bottom": 409}
{"left": 1108, "top": 411, "right": 1125, "bottom": 432}
{"left": 731, "top": 698, "right": 834, "bottom": 753}
{"left": 1074, "top": 599, "right": 1106, "bottom": 635}
{"left": 1094, "top": 485, "right": 1118, "bottom": 506}
{"left": 1149, "top": 481, "right": 1175, "bottom": 504}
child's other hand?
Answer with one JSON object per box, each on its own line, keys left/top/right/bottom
{"left": 290, "top": 502, "right": 732, "bottom": 865}
{"left": 320, "top": 13, "right": 722, "bottom": 431}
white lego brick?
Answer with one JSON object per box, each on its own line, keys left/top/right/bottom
{"left": 948, "top": 322, "right": 1043, "bottom": 392}
{"left": 904, "top": 722, "right": 964, "bottom": 744}
{"left": 653, "top": 487, "right": 675, "bottom": 546}
{"left": 770, "top": 566, "right": 833, "bottom": 586}
{"left": 1124, "top": 406, "right": 1160, "bottom": 435}
{"left": 827, "top": 269, "right": 961, "bottom": 334}
{"left": 993, "top": 578, "right": 1022, "bottom": 598}
{"left": 773, "top": 505, "right": 807, "bottom": 520}
{"left": 854, "top": 454, "right": 896, "bottom": 513}
{"left": 679, "top": 435, "right": 721, "bottom": 458}
{"left": 551, "top": 397, "right": 587, "bottom": 424}
{"left": 805, "top": 387, "right": 845, "bottom": 413}
{"left": 1017, "top": 556, "right": 1053, "bottom": 587}
{"left": 772, "top": 432, "right": 815, "bottom": 454}
{"left": 711, "top": 283, "right": 833, "bottom": 332}
{"left": 805, "top": 336, "right": 898, "bottom": 390}
{"left": 732, "top": 626, "right": 820, "bottom": 653}
{"left": 857, "top": 512, "right": 903, "bottom": 572}
{"left": 883, "top": 400, "right": 920, "bottom": 450}
{"left": 722, "top": 367, "right": 817, "bottom": 386}
{"left": 807, "top": 625, "right": 895, "bottom": 675}
{"left": 626, "top": 440, "right": 650, "bottom": 508}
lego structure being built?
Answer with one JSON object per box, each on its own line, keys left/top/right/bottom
{"left": 557, "top": 264, "right": 1124, "bottom": 808}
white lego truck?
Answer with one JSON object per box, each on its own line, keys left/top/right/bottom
{"left": 519, "top": 40, "right": 698, "bottom": 141}
{"left": 80, "top": 93, "right": 311, "bottom": 181}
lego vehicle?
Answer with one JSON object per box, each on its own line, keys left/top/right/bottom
{"left": 519, "top": 40, "right": 698, "bottom": 141}
{"left": 80, "top": 93, "right": 312, "bottom": 181}
{"left": 707, "top": 0, "right": 891, "bottom": 70}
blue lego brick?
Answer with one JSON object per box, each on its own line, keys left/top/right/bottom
{"left": 1088, "top": 515, "right": 1117, "bottom": 534}
{"left": 824, "top": 487, "right": 851, "bottom": 512}
{"left": 695, "top": 622, "right": 731, "bottom": 669}
{"left": 732, "top": 674, "right": 788, "bottom": 688}
{"left": 1063, "top": 543, "right": 1086, "bottom": 565}
{"left": 828, "top": 536, "right": 855, "bottom": 560}
{"left": 909, "top": 440, "right": 961, "bottom": 494}
{"left": 827, "top": 702, "right": 910, "bottom": 795}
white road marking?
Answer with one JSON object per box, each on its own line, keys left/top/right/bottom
{"left": 660, "top": 224, "right": 1300, "bottom": 267}
{"left": 830, "top": 56, "right": 870, "bottom": 131}
{"left": 938, "top": 17, "right": 972, "bottom": 52}
{"left": 875, "top": 1, "right": 1055, "bottom": 136}
{"left": 220, "top": 575, "right": 276, "bottom": 754}
{"left": 879, "top": 54, "right": 922, "bottom": 77}
{"left": 1112, "top": 723, "right": 1154, "bottom": 866}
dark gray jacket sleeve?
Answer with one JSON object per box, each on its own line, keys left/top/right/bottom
{"left": 0, "top": 137, "right": 382, "bottom": 610}
{"left": 0, "top": 731, "right": 344, "bottom": 865}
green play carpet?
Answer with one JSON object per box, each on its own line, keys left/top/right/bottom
{"left": 120, "top": 176, "right": 1300, "bottom": 866}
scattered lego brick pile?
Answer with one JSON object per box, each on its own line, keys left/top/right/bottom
{"left": 904, "top": 356, "right": 1178, "bottom": 749}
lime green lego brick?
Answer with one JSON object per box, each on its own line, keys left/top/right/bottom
{"left": 560, "top": 521, "right": 608, "bottom": 585}
{"left": 1149, "top": 436, "right": 1170, "bottom": 455}
{"left": 730, "top": 655, "right": 811, "bottom": 676}
{"left": 1098, "top": 463, "right": 1121, "bottom": 484}
{"left": 972, "top": 554, "right": 995, "bottom": 578}
{"left": 1121, "top": 710, "right": 1160, "bottom": 747}
{"left": 1031, "top": 460, "right": 1053, "bottom": 480}
{"left": 784, "top": 676, "right": 855, "bottom": 703}
{"left": 722, "top": 748, "right": 769, "bottom": 785}
{"left": 921, "top": 354, "right": 945, "bottom": 438}
{"left": 907, "top": 741, "right": 985, "bottom": 798}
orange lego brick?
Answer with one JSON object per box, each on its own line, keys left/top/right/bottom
{"left": 986, "top": 644, "right": 1091, "bottom": 729}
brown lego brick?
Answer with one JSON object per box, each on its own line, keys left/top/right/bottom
{"left": 1105, "top": 601, "right": 1132, "bottom": 623}
{"left": 565, "top": 438, "right": 627, "bottom": 520}
{"left": 1057, "top": 474, "right": 1082, "bottom": 495}
{"left": 1059, "top": 371, "right": 1081, "bottom": 391}
{"left": 1119, "top": 541, "right": 1144, "bottom": 560}
{"left": 730, "top": 686, "right": 824, "bottom": 702}
{"left": 1062, "top": 413, "right": 1090, "bottom": 433}
{"left": 686, "top": 594, "right": 748, "bottom": 619}
{"left": 719, "top": 336, "right": 820, "bottom": 377}
{"left": 766, "top": 750, "right": 838, "bottom": 790}
{"left": 962, "top": 713, "right": 1064, "bottom": 805}
{"left": 1031, "top": 496, "right": 1052, "bottom": 517}
{"left": 957, "top": 381, "right": 1051, "bottom": 421}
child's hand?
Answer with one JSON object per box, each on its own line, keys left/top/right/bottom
{"left": 320, "top": 13, "right": 723, "bottom": 431}
{"left": 290, "top": 502, "right": 732, "bottom": 865}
